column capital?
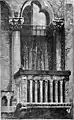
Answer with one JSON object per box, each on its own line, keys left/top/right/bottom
{"left": 52, "top": 17, "right": 64, "bottom": 32}
{"left": 9, "top": 17, "right": 24, "bottom": 31}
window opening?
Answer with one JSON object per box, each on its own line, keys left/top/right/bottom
{"left": 2, "top": 96, "right": 8, "bottom": 106}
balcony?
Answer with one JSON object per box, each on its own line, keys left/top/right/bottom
{"left": 14, "top": 22, "right": 71, "bottom": 109}
{"left": 14, "top": 69, "right": 71, "bottom": 109}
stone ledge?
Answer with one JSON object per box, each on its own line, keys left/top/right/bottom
{"left": 14, "top": 68, "right": 71, "bottom": 79}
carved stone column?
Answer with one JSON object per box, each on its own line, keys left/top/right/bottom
{"left": 53, "top": 18, "right": 64, "bottom": 70}
{"left": 9, "top": 16, "right": 24, "bottom": 91}
{"left": 56, "top": 32, "right": 61, "bottom": 71}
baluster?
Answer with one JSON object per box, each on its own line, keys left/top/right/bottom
{"left": 55, "top": 80, "right": 58, "bottom": 102}
{"left": 22, "top": 76, "right": 27, "bottom": 103}
{"left": 30, "top": 80, "right": 33, "bottom": 102}
{"left": 40, "top": 80, "right": 43, "bottom": 103}
{"left": 45, "top": 80, "right": 48, "bottom": 102}
{"left": 35, "top": 80, "right": 38, "bottom": 103}
{"left": 60, "top": 80, "right": 63, "bottom": 103}
{"left": 50, "top": 80, "right": 53, "bottom": 102}
{"left": 65, "top": 81, "right": 69, "bottom": 102}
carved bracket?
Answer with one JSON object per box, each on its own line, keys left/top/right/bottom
{"left": 52, "top": 17, "right": 64, "bottom": 32}
{"left": 9, "top": 17, "right": 24, "bottom": 31}
{"left": 46, "top": 17, "right": 64, "bottom": 38}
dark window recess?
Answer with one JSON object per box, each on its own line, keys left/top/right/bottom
{"left": 21, "top": 2, "right": 65, "bottom": 71}
{"left": 21, "top": 25, "right": 53, "bottom": 70}
{"left": 0, "top": 1, "right": 10, "bottom": 31}
{"left": 10, "top": 96, "right": 13, "bottom": 106}
{"left": 2, "top": 96, "right": 8, "bottom": 106}
{"left": 27, "top": 80, "right": 30, "bottom": 102}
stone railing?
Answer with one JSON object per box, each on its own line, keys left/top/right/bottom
{"left": 14, "top": 69, "right": 71, "bottom": 108}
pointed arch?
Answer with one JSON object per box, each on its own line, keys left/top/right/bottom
{"left": 20, "top": 0, "right": 54, "bottom": 23}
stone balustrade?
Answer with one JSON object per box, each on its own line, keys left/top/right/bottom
{"left": 14, "top": 69, "right": 71, "bottom": 108}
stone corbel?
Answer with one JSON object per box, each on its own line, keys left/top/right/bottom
{"left": 52, "top": 17, "right": 64, "bottom": 32}
{"left": 9, "top": 17, "right": 24, "bottom": 31}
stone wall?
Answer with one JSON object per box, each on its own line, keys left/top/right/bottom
{"left": 65, "top": 3, "right": 73, "bottom": 100}
{"left": 1, "top": 31, "right": 10, "bottom": 90}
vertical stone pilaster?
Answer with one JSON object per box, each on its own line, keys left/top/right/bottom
{"left": 53, "top": 29, "right": 56, "bottom": 70}
{"left": 53, "top": 18, "right": 65, "bottom": 70}
{"left": 13, "top": 31, "right": 21, "bottom": 74}
{"left": 56, "top": 33, "right": 61, "bottom": 71}
{"left": 9, "top": 16, "right": 24, "bottom": 91}
{"left": 11, "top": 31, "right": 14, "bottom": 91}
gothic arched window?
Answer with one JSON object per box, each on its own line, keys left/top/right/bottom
{"left": 21, "top": 1, "right": 52, "bottom": 70}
